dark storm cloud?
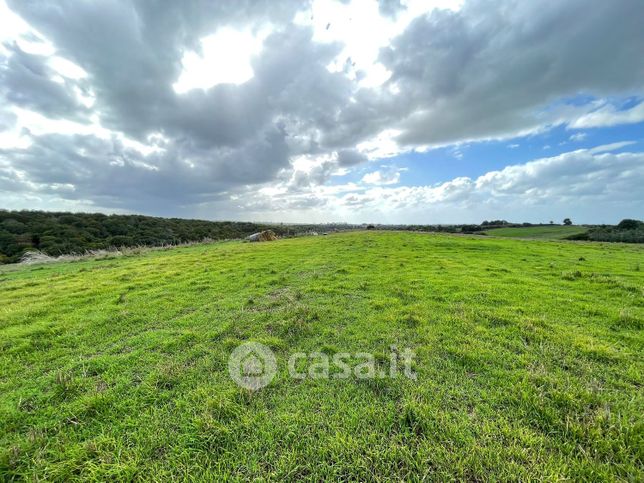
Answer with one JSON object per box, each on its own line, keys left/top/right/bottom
{"left": 0, "top": 44, "right": 89, "bottom": 120}
{"left": 0, "top": 0, "right": 348, "bottom": 210}
{"left": 4, "top": 0, "right": 314, "bottom": 143}
{"left": 3, "top": 124, "right": 289, "bottom": 212}
{"left": 379, "top": 0, "right": 644, "bottom": 146}
{"left": 319, "top": 0, "right": 644, "bottom": 150}
{"left": 337, "top": 149, "right": 367, "bottom": 167}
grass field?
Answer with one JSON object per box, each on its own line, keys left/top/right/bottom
{"left": 1, "top": 232, "right": 642, "bottom": 480}
{"left": 484, "top": 225, "right": 588, "bottom": 239}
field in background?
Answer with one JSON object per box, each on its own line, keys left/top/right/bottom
{"left": 484, "top": 225, "right": 588, "bottom": 239}
{"left": 1, "top": 232, "right": 642, "bottom": 480}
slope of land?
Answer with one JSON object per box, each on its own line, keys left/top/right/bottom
{"left": 0, "top": 232, "right": 642, "bottom": 480}
{"left": 484, "top": 225, "right": 588, "bottom": 239}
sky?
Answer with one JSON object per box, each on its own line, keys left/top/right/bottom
{"left": 0, "top": 0, "right": 643, "bottom": 224}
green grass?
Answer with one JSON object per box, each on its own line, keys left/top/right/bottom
{"left": 484, "top": 225, "right": 588, "bottom": 239}
{"left": 1, "top": 232, "right": 642, "bottom": 480}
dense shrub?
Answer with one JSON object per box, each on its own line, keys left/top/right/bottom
{"left": 460, "top": 224, "right": 483, "bottom": 233}
{"left": 0, "top": 210, "right": 299, "bottom": 264}
{"left": 587, "top": 229, "right": 644, "bottom": 243}
{"left": 567, "top": 219, "right": 644, "bottom": 243}
{"left": 617, "top": 219, "right": 643, "bottom": 230}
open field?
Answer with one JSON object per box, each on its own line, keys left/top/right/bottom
{"left": 483, "top": 225, "right": 589, "bottom": 240}
{"left": 0, "top": 231, "right": 642, "bottom": 480}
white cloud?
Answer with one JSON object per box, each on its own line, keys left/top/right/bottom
{"left": 361, "top": 169, "right": 401, "bottom": 185}
{"left": 570, "top": 101, "right": 644, "bottom": 129}
{"left": 48, "top": 56, "right": 88, "bottom": 80}
{"left": 234, "top": 144, "right": 644, "bottom": 224}
{"left": 569, "top": 132, "right": 587, "bottom": 142}
{"left": 173, "top": 27, "right": 269, "bottom": 93}
{"left": 0, "top": 0, "right": 52, "bottom": 55}
{"left": 295, "top": 0, "right": 463, "bottom": 88}
{"left": 356, "top": 129, "right": 404, "bottom": 159}
{"left": 588, "top": 141, "right": 636, "bottom": 154}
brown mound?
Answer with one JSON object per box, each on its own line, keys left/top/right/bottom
{"left": 258, "top": 230, "right": 277, "bottom": 241}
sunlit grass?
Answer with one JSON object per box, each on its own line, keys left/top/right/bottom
{"left": 0, "top": 232, "right": 642, "bottom": 480}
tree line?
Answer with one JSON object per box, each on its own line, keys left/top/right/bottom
{"left": 0, "top": 210, "right": 294, "bottom": 264}
{"left": 567, "top": 219, "right": 644, "bottom": 243}
{"left": 1, "top": 210, "right": 641, "bottom": 264}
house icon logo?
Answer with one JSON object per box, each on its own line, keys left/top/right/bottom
{"left": 228, "top": 342, "right": 277, "bottom": 390}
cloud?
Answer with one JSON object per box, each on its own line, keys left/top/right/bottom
{"left": 588, "top": 141, "right": 636, "bottom": 154}
{"left": 378, "top": 0, "right": 406, "bottom": 18}
{"left": 377, "top": 0, "right": 644, "bottom": 148}
{"left": 1, "top": 126, "right": 290, "bottom": 212}
{"left": 569, "top": 132, "right": 587, "bottom": 142}
{"left": 0, "top": 0, "right": 643, "bottom": 221}
{"left": 569, "top": 101, "right": 644, "bottom": 129}
{"left": 0, "top": 1, "right": 352, "bottom": 210}
{"left": 233, "top": 144, "right": 644, "bottom": 223}
{"left": 361, "top": 169, "right": 401, "bottom": 185}
{"left": 336, "top": 149, "right": 368, "bottom": 166}
{"left": 0, "top": 43, "right": 90, "bottom": 120}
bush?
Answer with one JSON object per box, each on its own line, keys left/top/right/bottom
{"left": 617, "top": 219, "right": 643, "bottom": 230}
{"left": 0, "top": 210, "right": 292, "bottom": 264}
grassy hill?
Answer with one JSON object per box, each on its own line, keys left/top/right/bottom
{"left": 1, "top": 232, "right": 642, "bottom": 480}
{"left": 484, "top": 225, "right": 588, "bottom": 239}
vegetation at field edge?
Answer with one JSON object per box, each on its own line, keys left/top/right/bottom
{"left": 483, "top": 225, "right": 589, "bottom": 240}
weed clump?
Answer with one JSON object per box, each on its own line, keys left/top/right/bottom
{"left": 611, "top": 310, "right": 643, "bottom": 331}
{"left": 561, "top": 270, "right": 582, "bottom": 280}
{"left": 400, "top": 312, "right": 422, "bottom": 327}
{"left": 53, "top": 371, "right": 79, "bottom": 401}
